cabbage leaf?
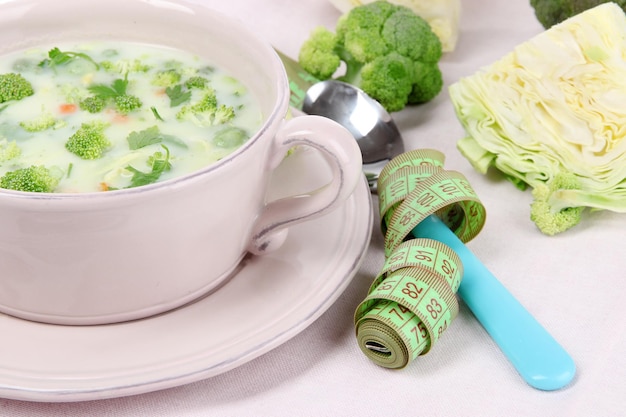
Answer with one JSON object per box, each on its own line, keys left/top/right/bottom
{"left": 449, "top": 3, "right": 626, "bottom": 233}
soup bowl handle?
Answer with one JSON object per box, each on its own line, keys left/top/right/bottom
{"left": 248, "top": 115, "right": 363, "bottom": 255}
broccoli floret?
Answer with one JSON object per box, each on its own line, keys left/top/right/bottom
{"left": 530, "top": 172, "right": 584, "bottom": 235}
{"left": 79, "top": 96, "right": 106, "bottom": 113}
{"left": 100, "top": 59, "right": 152, "bottom": 74}
{"left": 530, "top": 0, "right": 626, "bottom": 28}
{"left": 84, "top": 77, "right": 143, "bottom": 114}
{"left": 176, "top": 92, "right": 216, "bottom": 124}
{"left": 114, "top": 94, "right": 143, "bottom": 114}
{"left": 214, "top": 104, "right": 236, "bottom": 125}
{"left": 0, "top": 165, "right": 60, "bottom": 193}
{"left": 0, "top": 73, "right": 35, "bottom": 103}
{"left": 151, "top": 69, "right": 182, "bottom": 87}
{"left": 176, "top": 91, "right": 235, "bottom": 126}
{"left": 409, "top": 61, "right": 444, "bottom": 103}
{"left": 359, "top": 52, "right": 416, "bottom": 114}
{"left": 185, "top": 76, "right": 210, "bottom": 90}
{"left": 65, "top": 121, "right": 111, "bottom": 160}
{"left": 0, "top": 139, "right": 21, "bottom": 163}
{"left": 19, "top": 113, "right": 64, "bottom": 132}
{"left": 298, "top": 1, "right": 443, "bottom": 112}
{"left": 297, "top": 27, "right": 341, "bottom": 80}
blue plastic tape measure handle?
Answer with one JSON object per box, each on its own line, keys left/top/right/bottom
{"left": 412, "top": 214, "right": 576, "bottom": 391}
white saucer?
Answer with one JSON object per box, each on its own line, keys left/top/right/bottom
{"left": 0, "top": 149, "right": 373, "bottom": 402}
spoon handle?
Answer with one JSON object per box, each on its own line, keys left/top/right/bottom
{"left": 275, "top": 49, "right": 317, "bottom": 110}
{"left": 412, "top": 215, "right": 576, "bottom": 391}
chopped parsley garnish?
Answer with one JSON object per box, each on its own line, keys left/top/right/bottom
{"left": 125, "top": 145, "right": 171, "bottom": 188}
{"left": 88, "top": 78, "right": 129, "bottom": 99}
{"left": 126, "top": 125, "right": 183, "bottom": 150}
{"left": 38, "top": 47, "right": 99, "bottom": 70}
{"left": 165, "top": 84, "right": 192, "bottom": 107}
{"left": 127, "top": 126, "right": 163, "bottom": 150}
{"left": 86, "top": 76, "right": 142, "bottom": 114}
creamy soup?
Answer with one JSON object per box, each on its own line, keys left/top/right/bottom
{"left": 0, "top": 42, "right": 263, "bottom": 193}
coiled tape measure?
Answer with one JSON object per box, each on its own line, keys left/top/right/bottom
{"left": 354, "top": 149, "right": 576, "bottom": 392}
{"left": 355, "top": 149, "right": 485, "bottom": 368}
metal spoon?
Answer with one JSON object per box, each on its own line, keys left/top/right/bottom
{"left": 276, "top": 50, "right": 404, "bottom": 192}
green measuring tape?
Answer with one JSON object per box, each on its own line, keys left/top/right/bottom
{"left": 355, "top": 149, "right": 487, "bottom": 368}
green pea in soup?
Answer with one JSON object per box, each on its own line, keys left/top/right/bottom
{"left": 0, "top": 42, "right": 263, "bottom": 193}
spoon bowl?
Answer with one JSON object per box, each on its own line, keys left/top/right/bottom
{"left": 302, "top": 80, "right": 404, "bottom": 191}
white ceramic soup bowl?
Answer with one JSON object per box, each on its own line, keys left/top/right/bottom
{"left": 0, "top": 0, "right": 363, "bottom": 325}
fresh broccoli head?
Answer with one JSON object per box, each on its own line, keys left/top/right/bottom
{"left": 530, "top": 0, "right": 626, "bottom": 28}
{"left": 176, "top": 91, "right": 235, "bottom": 127}
{"left": 0, "top": 165, "right": 60, "bottom": 193}
{"left": 0, "top": 139, "right": 21, "bottom": 162}
{"left": 298, "top": 1, "right": 443, "bottom": 112}
{"left": 65, "top": 121, "right": 111, "bottom": 160}
{"left": 0, "top": 73, "right": 35, "bottom": 103}
{"left": 530, "top": 173, "right": 584, "bottom": 235}
{"left": 298, "top": 27, "right": 342, "bottom": 81}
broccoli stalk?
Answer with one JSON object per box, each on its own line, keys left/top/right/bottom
{"left": 0, "top": 73, "right": 34, "bottom": 103}
{"left": 530, "top": 173, "right": 584, "bottom": 235}
{"left": 298, "top": 1, "right": 443, "bottom": 112}
{"left": 0, "top": 165, "right": 60, "bottom": 193}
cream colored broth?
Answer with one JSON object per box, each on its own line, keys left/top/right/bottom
{"left": 0, "top": 42, "right": 262, "bottom": 192}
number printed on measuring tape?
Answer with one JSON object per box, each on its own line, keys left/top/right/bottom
{"left": 372, "top": 239, "right": 463, "bottom": 294}
{"left": 383, "top": 171, "right": 484, "bottom": 256}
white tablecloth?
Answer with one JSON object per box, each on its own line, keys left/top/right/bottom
{"left": 4, "top": 0, "right": 625, "bottom": 415}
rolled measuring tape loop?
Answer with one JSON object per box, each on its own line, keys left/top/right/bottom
{"left": 355, "top": 149, "right": 487, "bottom": 369}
